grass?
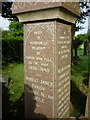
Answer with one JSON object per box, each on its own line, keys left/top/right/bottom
{"left": 70, "top": 48, "right": 89, "bottom": 117}
{"left": 2, "top": 48, "right": 89, "bottom": 118}
{"left": 2, "top": 62, "right": 24, "bottom": 119}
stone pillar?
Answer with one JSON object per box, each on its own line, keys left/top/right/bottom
{"left": 12, "top": 2, "right": 80, "bottom": 119}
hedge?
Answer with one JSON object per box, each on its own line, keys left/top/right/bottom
{"left": 2, "top": 38, "right": 23, "bottom": 65}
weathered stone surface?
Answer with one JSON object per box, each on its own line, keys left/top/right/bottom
{"left": 12, "top": 2, "right": 80, "bottom": 16}
{"left": 12, "top": 2, "right": 80, "bottom": 24}
{"left": 24, "top": 21, "right": 71, "bottom": 118}
{"left": 15, "top": 8, "right": 77, "bottom": 24}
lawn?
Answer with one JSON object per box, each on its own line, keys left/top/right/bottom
{"left": 2, "top": 48, "right": 89, "bottom": 118}
{"left": 70, "top": 48, "right": 89, "bottom": 117}
{"left": 2, "top": 63, "right": 24, "bottom": 119}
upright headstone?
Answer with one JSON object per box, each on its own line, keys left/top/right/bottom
{"left": 12, "top": 2, "right": 80, "bottom": 118}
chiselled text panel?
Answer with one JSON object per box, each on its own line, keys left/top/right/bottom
{"left": 24, "top": 22, "right": 55, "bottom": 118}
{"left": 56, "top": 22, "right": 71, "bottom": 118}
{"left": 24, "top": 21, "right": 71, "bottom": 118}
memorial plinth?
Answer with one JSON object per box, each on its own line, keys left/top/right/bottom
{"left": 12, "top": 2, "right": 80, "bottom": 119}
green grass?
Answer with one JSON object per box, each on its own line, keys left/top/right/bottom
{"left": 70, "top": 48, "right": 89, "bottom": 117}
{"left": 2, "top": 63, "right": 24, "bottom": 119}
{"left": 3, "top": 63, "right": 24, "bottom": 102}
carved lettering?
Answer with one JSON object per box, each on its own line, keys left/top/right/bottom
{"left": 29, "top": 41, "right": 47, "bottom": 45}
{"left": 32, "top": 83, "right": 45, "bottom": 91}
{"left": 35, "top": 96, "right": 45, "bottom": 103}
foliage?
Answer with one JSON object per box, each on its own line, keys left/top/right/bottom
{"left": 2, "top": 30, "right": 8, "bottom": 38}
{"left": 1, "top": 20, "right": 23, "bottom": 65}
{"left": 1, "top": 28, "right": 9, "bottom": 39}
{"left": 78, "top": 2, "right": 90, "bottom": 24}
{"left": 73, "top": 34, "right": 86, "bottom": 49}
{"left": 2, "top": 2, "right": 18, "bottom": 21}
{"left": 87, "top": 34, "right": 90, "bottom": 41}
{"left": 73, "top": 34, "right": 88, "bottom": 57}
{"left": 7, "top": 21, "right": 23, "bottom": 39}
{"left": 76, "top": 1, "right": 90, "bottom": 31}
{"left": 2, "top": 38, "right": 23, "bottom": 65}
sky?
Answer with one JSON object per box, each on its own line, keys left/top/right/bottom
{"left": 0, "top": 17, "right": 10, "bottom": 30}
{"left": 0, "top": 16, "right": 89, "bottom": 36}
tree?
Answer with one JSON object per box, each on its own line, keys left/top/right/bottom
{"left": 2, "top": 2, "right": 18, "bottom": 21}
{"left": 84, "top": 39, "right": 89, "bottom": 55}
{"left": 76, "top": 1, "right": 90, "bottom": 31}
{"left": 83, "top": 34, "right": 90, "bottom": 55}
{"left": 73, "top": 34, "right": 86, "bottom": 57}
{"left": 7, "top": 21, "right": 23, "bottom": 39}
{"left": 87, "top": 34, "right": 90, "bottom": 42}
{"left": 72, "top": 2, "right": 90, "bottom": 62}
{"left": 1, "top": 2, "right": 23, "bottom": 39}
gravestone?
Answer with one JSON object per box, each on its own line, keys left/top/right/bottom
{"left": 12, "top": 2, "right": 80, "bottom": 118}
{"left": 2, "top": 76, "right": 10, "bottom": 87}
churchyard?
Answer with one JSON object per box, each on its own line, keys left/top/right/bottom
{"left": 1, "top": 1, "right": 90, "bottom": 119}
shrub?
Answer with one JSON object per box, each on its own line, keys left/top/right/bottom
{"left": 2, "top": 38, "right": 23, "bottom": 65}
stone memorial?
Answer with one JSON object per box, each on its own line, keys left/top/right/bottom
{"left": 12, "top": 2, "right": 80, "bottom": 119}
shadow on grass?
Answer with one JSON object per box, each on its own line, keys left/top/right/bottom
{"left": 70, "top": 80, "right": 87, "bottom": 117}
{"left": 2, "top": 85, "right": 24, "bottom": 119}
{"left": 83, "top": 78, "right": 89, "bottom": 86}
{"left": 2, "top": 86, "right": 12, "bottom": 119}
{"left": 83, "top": 73, "right": 89, "bottom": 86}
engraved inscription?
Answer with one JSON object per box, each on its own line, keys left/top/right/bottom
{"left": 24, "top": 21, "right": 71, "bottom": 118}
{"left": 57, "top": 22, "right": 71, "bottom": 117}
{"left": 24, "top": 22, "right": 55, "bottom": 118}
